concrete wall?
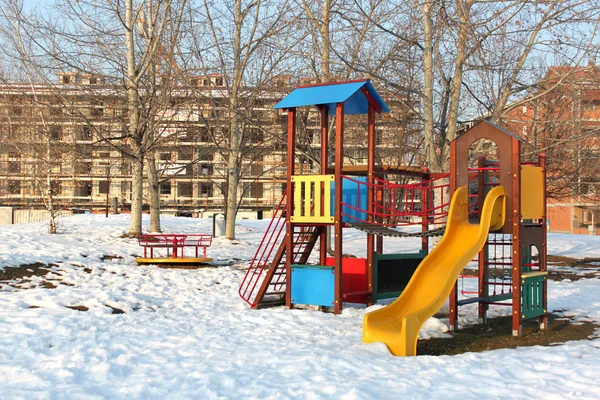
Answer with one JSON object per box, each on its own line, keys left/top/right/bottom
{"left": 0, "top": 208, "right": 74, "bottom": 225}
{"left": 0, "top": 207, "right": 13, "bottom": 225}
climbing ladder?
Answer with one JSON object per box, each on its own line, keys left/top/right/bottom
{"left": 238, "top": 192, "right": 320, "bottom": 309}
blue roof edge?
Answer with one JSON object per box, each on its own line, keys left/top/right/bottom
{"left": 273, "top": 79, "right": 390, "bottom": 115}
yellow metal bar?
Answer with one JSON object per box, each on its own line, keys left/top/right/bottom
{"left": 304, "top": 181, "right": 312, "bottom": 218}
{"left": 314, "top": 181, "right": 321, "bottom": 219}
{"left": 293, "top": 176, "right": 302, "bottom": 219}
{"left": 521, "top": 271, "right": 548, "bottom": 279}
{"left": 323, "top": 176, "right": 333, "bottom": 222}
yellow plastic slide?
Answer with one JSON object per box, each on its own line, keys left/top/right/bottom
{"left": 363, "top": 186, "right": 506, "bottom": 356}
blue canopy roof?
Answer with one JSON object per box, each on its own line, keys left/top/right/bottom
{"left": 273, "top": 79, "right": 390, "bottom": 115}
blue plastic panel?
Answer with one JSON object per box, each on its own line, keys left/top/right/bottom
{"left": 330, "top": 177, "right": 368, "bottom": 223}
{"left": 291, "top": 265, "right": 335, "bottom": 307}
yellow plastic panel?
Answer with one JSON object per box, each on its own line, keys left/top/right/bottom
{"left": 362, "top": 186, "right": 506, "bottom": 356}
{"left": 290, "top": 175, "right": 335, "bottom": 223}
{"left": 521, "top": 166, "right": 544, "bottom": 220}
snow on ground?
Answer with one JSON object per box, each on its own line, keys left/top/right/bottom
{"left": 0, "top": 215, "right": 599, "bottom": 399}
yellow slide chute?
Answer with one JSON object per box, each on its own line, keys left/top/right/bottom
{"left": 363, "top": 186, "right": 506, "bottom": 356}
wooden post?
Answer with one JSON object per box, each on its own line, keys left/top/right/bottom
{"left": 421, "top": 168, "right": 429, "bottom": 254}
{"left": 334, "top": 102, "right": 344, "bottom": 314}
{"left": 448, "top": 139, "right": 458, "bottom": 332}
{"left": 285, "top": 108, "right": 296, "bottom": 309}
{"left": 376, "top": 185, "right": 383, "bottom": 254}
{"left": 477, "top": 155, "right": 488, "bottom": 323}
{"left": 319, "top": 106, "right": 329, "bottom": 266}
{"left": 366, "top": 103, "right": 376, "bottom": 306}
{"left": 539, "top": 153, "right": 548, "bottom": 330}
{"left": 511, "top": 137, "right": 522, "bottom": 336}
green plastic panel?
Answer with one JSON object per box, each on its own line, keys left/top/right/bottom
{"left": 521, "top": 274, "right": 546, "bottom": 319}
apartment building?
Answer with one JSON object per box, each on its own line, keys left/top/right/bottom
{"left": 0, "top": 73, "right": 418, "bottom": 217}
{"left": 501, "top": 64, "right": 600, "bottom": 234}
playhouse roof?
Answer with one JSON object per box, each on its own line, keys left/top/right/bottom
{"left": 454, "top": 119, "right": 525, "bottom": 143}
{"left": 273, "top": 79, "right": 390, "bottom": 115}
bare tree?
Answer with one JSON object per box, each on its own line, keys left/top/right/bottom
{"left": 188, "top": 0, "right": 297, "bottom": 239}
{"left": 1, "top": 0, "right": 190, "bottom": 235}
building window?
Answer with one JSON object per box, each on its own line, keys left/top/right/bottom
{"left": 98, "top": 152, "right": 110, "bottom": 159}
{"left": 200, "top": 183, "right": 212, "bottom": 197}
{"left": 178, "top": 148, "right": 193, "bottom": 160}
{"left": 121, "top": 181, "right": 131, "bottom": 199}
{"left": 8, "top": 161, "right": 20, "bottom": 174}
{"left": 89, "top": 77, "right": 98, "bottom": 85}
{"left": 160, "top": 152, "right": 171, "bottom": 161}
{"left": 160, "top": 181, "right": 171, "bottom": 195}
{"left": 50, "top": 105, "right": 63, "bottom": 116}
{"left": 244, "top": 182, "right": 263, "bottom": 199}
{"left": 75, "top": 162, "right": 92, "bottom": 174}
{"left": 199, "top": 127, "right": 212, "bottom": 142}
{"left": 199, "top": 164, "right": 213, "bottom": 176}
{"left": 62, "top": 75, "right": 71, "bottom": 84}
{"left": 251, "top": 163, "right": 263, "bottom": 176}
{"left": 77, "top": 145, "right": 93, "bottom": 158}
{"left": 75, "top": 181, "right": 92, "bottom": 196}
{"left": 78, "top": 125, "right": 93, "bottom": 140}
{"left": 247, "top": 128, "right": 264, "bottom": 143}
{"left": 178, "top": 182, "right": 192, "bottom": 197}
{"left": 50, "top": 126, "right": 63, "bottom": 141}
{"left": 51, "top": 181, "right": 61, "bottom": 195}
{"left": 99, "top": 180, "right": 109, "bottom": 194}
{"left": 185, "top": 164, "right": 194, "bottom": 175}
{"left": 8, "top": 180, "right": 21, "bottom": 195}
{"left": 91, "top": 100, "right": 104, "bottom": 117}
{"left": 121, "top": 162, "right": 131, "bottom": 175}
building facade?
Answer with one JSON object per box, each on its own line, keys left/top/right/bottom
{"left": 0, "top": 73, "right": 418, "bottom": 217}
{"left": 501, "top": 65, "right": 600, "bottom": 234}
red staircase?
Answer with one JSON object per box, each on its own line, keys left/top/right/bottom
{"left": 238, "top": 192, "right": 319, "bottom": 309}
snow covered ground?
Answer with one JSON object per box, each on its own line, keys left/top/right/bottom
{"left": 0, "top": 214, "right": 599, "bottom": 399}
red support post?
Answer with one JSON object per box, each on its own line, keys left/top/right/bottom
{"left": 511, "top": 138, "right": 522, "bottom": 336}
{"left": 539, "top": 153, "right": 548, "bottom": 330}
{"left": 334, "top": 102, "right": 344, "bottom": 314}
{"left": 477, "top": 155, "right": 488, "bottom": 323}
{"left": 319, "top": 106, "right": 329, "bottom": 266}
{"left": 421, "top": 170, "right": 428, "bottom": 254}
{"left": 286, "top": 108, "right": 296, "bottom": 309}
{"left": 376, "top": 185, "right": 383, "bottom": 254}
{"left": 366, "top": 103, "right": 376, "bottom": 306}
{"left": 448, "top": 140, "right": 458, "bottom": 332}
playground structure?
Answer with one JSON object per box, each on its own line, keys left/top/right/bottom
{"left": 136, "top": 233, "right": 213, "bottom": 265}
{"left": 238, "top": 79, "right": 548, "bottom": 355}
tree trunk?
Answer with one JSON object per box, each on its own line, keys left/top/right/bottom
{"left": 224, "top": 0, "right": 243, "bottom": 240}
{"left": 147, "top": 151, "right": 161, "bottom": 233}
{"left": 126, "top": 0, "right": 143, "bottom": 236}
{"left": 442, "top": 0, "right": 473, "bottom": 170}
{"left": 46, "top": 137, "right": 57, "bottom": 234}
{"left": 321, "top": 0, "right": 330, "bottom": 82}
{"left": 129, "top": 155, "right": 144, "bottom": 234}
{"left": 422, "top": 0, "right": 435, "bottom": 170}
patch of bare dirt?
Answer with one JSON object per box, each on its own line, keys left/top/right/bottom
{"left": 419, "top": 313, "right": 599, "bottom": 356}
{"left": 0, "top": 262, "right": 68, "bottom": 290}
{"left": 546, "top": 255, "right": 600, "bottom": 281}
{"left": 66, "top": 305, "right": 89, "bottom": 312}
